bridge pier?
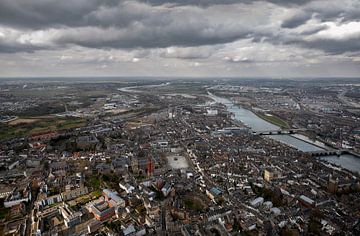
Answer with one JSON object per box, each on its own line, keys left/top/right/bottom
{"left": 255, "top": 129, "right": 304, "bottom": 135}
{"left": 309, "top": 150, "right": 343, "bottom": 157}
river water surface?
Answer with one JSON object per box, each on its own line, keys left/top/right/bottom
{"left": 208, "top": 92, "right": 360, "bottom": 173}
{"left": 208, "top": 92, "right": 323, "bottom": 151}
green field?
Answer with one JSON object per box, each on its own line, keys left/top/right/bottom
{"left": 256, "top": 112, "right": 289, "bottom": 129}
{"left": 0, "top": 117, "right": 86, "bottom": 140}
{"left": 88, "top": 176, "right": 101, "bottom": 189}
{"left": 91, "top": 190, "right": 102, "bottom": 198}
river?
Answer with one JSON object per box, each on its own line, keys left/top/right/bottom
{"left": 320, "top": 154, "right": 360, "bottom": 174}
{"left": 208, "top": 92, "right": 324, "bottom": 152}
{"left": 118, "top": 82, "right": 170, "bottom": 93}
{"left": 206, "top": 93, "right": 278, "bottom": 131}
{"left": 207, "top": 92, "right": 360, "bottom": 173}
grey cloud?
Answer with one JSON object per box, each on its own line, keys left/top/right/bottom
{"left": 281, "top": 0, "right": 360, "bottom": 30}
{"left": 301, "top": 38, "right": 360, "bottom": 55}
{"left": 258, "top": 28, "right": 360, "bottom": 55}
{"left": 0, "top": 0, "right": 252, "bottom": 53}
{"left": 0, "top": 0, "right": 359, "bottom": 64}
{"left": 0, "top": 30, "right": 49, "bottom": 53}
{"left": 53, "top": 22, "right": 250, "bottom": 49}
{"left": 281, "top": 11, "right": 312, "bottom": 28}
{"left": 0, "top": 0, "right": 120, "bottom": 29}
{"left": 136, "top": 0, "right": 312, "bottom": 7}
{"left": 0, "top": 0, "right": 314, "bottom": 30}
{"left": 0, "top": 0, "right": 253, "bottom": 52}
{"left": 159, "top": 46, "right": 218, "bottom": 59}
{"left": 84, "top": 1, "right": 150, "bottom": 28}
{"left": 298, "top": 24, "right": 329, "bottom": 35}
{"left": 224, "top": 57, "right": 254, "bottom": 63}
{"left": 0, "top": 0, "right": 326, "bottom": 54}
{"left": 0, "top": 41, "right": 45, "bottom": 53}
{"left": 308, "top": 0, "right": 360, "bottom": 22}
{"left": 267, "top": 0, "right": 312, "bottom": 6}
{"left": 0, "top": 0, "right": 238, "bottom": 29}
{"left": 136, "top": 0, "right": 241, "bottom": 7}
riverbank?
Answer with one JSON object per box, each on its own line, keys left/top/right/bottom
{"left": 253, "top": 111, "right": 289, "bottom": 129}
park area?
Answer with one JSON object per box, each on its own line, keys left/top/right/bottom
{"left": 0, "top": 117, "right": 86, "bottom": 140}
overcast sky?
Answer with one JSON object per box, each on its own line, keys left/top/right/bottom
{"left": 0, "top": 0, "right": 359, "bottom": 78}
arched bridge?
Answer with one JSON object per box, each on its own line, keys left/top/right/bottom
{"left": 309, "top": 150, "right": 343, "bottom": 157}
{"left": 253, "top": 128, "right": 306, "bottom": 135}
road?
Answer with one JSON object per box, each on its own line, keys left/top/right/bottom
{"left": 25, "top": 186, "right": 39, "bottom": 236}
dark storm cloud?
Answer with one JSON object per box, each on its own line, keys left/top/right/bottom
{"left": 258, "top": 26, "right": 360, "bottom": 55}
{"left": 280, "top": 0, "right": 360, "bottom": 30}
{"left": 267, "top": 0, "right": 312, "bottom": 6}
{"left": 53, "top": 23, "right": 251, "bottom": 49}
{"left": 135, "top": 0, "right": 242, "bottom": 6}
{"left": 308, "top": 1, "right": 360, "bottom": 23}
{"left": 0, "top": 0, "right": 313, "bottom": 30}
{"left": 0, "top": 0, "right": 120, "bottom": 29}
{"left": 281, "top": 11, "right": 312, "bottom": 28}
{"left": 136, "top": 0, "right": 312, "bottom": 7}
{"left": 0, "top": 0, "right": 254, "bottom": 51}
{"left": 297, "top": 25, "right": 329, "bottom": 35}
{"left": 0, "top": 0, "right": 359, "bottom": 58}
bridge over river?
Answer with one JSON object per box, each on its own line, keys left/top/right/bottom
{"left": 253, "top": 128, "right": 307, "bottom": 135}
{"left": 207, "top": 91, "right": 360, "bottom": 173}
